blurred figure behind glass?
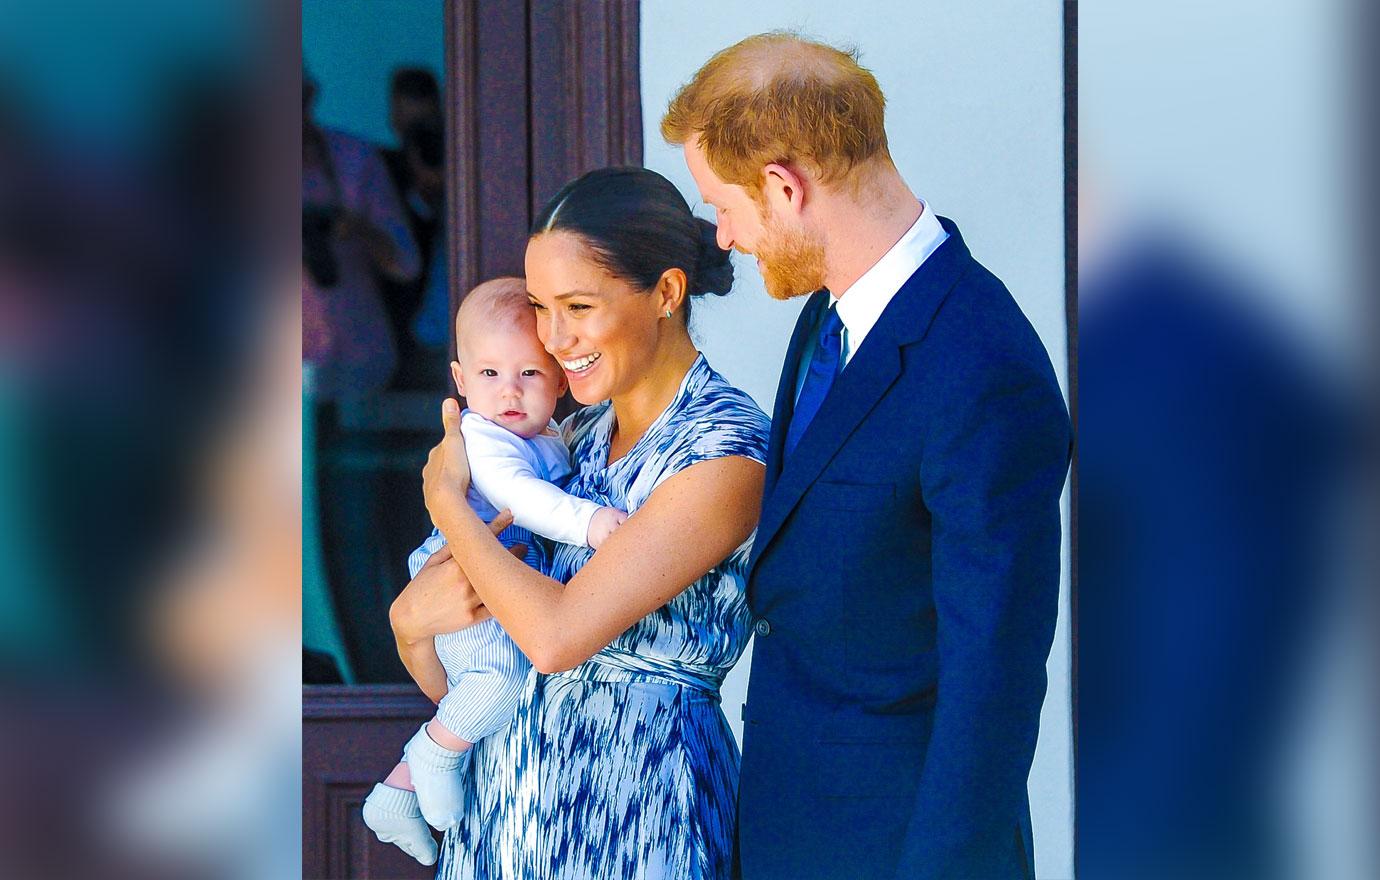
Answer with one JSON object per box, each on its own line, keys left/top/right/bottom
{"left": 381, "top": 66, "right": 448, "bottom": 390}
{"left": 301, "top": 71, "right": 419, "bottom": 402}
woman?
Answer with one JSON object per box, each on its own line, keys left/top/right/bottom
{"left": 390, "top": 167, "right": 769, "bottom": 879}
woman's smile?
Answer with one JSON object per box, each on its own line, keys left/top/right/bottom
{"left": 560, "top": 351, "right": 602, "bottom": 376}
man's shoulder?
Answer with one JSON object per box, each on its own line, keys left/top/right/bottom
{"left": 914, "top": 257, "right": 1048, "bottom": 369}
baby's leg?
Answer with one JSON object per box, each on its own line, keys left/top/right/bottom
{"left": 362, "top": 760, "right": 436, "bottom": 865}
{"left": 406, "top": 621, "right": 531, "bottom": 830}
{"left": 384, "top": 761, "right": 414, "bottom": 790}
{"left": 424, "top": 720, "right": 472, "bottom": 753}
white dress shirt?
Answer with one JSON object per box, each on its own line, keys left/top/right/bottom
{"left": 795, "top": 201, "right": 949, "bottom": 401}
{"left": 461, "top": 410, "right": 603, "bottom": 547}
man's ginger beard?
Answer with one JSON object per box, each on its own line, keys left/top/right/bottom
{"left": 754, "top": 211, "right": 827, "bottom": 301}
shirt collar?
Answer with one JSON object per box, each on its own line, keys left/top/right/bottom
{"left": 830, "top": 200, "right": 947, "bottom": 349}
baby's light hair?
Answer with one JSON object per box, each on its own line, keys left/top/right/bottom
{"left": 454, "top": 276, "right": 535, "bottom": 361}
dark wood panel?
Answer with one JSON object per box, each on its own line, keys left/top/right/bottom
{"left": 474, "top": 0, "right": 531, "bottom": 280}
{"left": 303, "top": 686, "right": 437, "bottom": 879}
{"left": 529, "top": 0, "right": 643, "bottom": 215}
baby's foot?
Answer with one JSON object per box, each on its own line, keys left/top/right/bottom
{"left": 362, "top": 783, "right": 437, "bottom": 866}
{"left": 402, "top": 723, "right": 472, "bottom": 830}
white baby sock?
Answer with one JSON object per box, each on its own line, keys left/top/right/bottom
{"left": 362, "top": 783, "right": 438, "bottom": 866}
{"left": 402, "top": 723, "right": 472, "bottom": 830}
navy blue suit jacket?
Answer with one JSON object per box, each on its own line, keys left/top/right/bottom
{"left": 736, "top": 219, "right": 1071, "bottom": 880}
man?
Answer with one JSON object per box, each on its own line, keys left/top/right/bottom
{"left": 663, "top": 34, "right": 1071, "bottom": 879}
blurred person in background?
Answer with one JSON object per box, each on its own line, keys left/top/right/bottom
{"left": 107, "top": 283, "right": 302, "bottom": 880}
{"left": 0, "top": 11, "right": 292, "bottom": 870}
{"left": 380, "top": 66, "right": 449, "bottom": 389}
{"left": 1076, "top": 2, "right": 1367, "bottom": 877}
{"left": 0, "top": 71, "right": 258, "bottom": 679}
{"left": 1077, "top": 221, "right": 1341, "bottom": 880}
{"left": 302, "top": 70, "right": 419, "bottom": 403}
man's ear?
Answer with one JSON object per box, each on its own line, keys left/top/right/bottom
{"left": 450, "top": 360, "right": 466, "bottom": 397}
{"left": 762, "top": 162, "right": 807, "bottom": 215}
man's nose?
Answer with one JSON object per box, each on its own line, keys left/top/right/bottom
{"left": 715, "top": 220, "right": 733, "bottom": 252}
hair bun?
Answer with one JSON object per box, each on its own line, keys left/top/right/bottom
{"left": 692, "top": 217, "right": 734, "bottom": 296}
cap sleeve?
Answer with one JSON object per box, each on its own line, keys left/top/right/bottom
{"left": 678, "top": 389, "right": 770, "bottom": 470}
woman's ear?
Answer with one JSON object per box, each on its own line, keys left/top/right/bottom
{"left": 450, "top": 360, "right": 466, "bottom": 397}
{"left": 657, "top": 267, "right": 688, "bottom": 318}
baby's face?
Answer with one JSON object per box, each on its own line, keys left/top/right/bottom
{"left": 453, "top": 323, "right": 566, "bottom": 439}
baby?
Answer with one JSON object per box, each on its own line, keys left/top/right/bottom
{"left": 362, "top": 277, "right": 626, "bottom": 864}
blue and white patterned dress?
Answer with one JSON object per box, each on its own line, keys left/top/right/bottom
{"left": 436, "top": 353, "right": 769, "bottom": 880}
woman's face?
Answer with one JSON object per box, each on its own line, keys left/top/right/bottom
{"left": 524, "top": 231, "right": 666, "bottom": 405}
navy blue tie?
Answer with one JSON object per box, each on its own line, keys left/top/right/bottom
{"left": 785, "top": 304, "right": 843, "bottom": 457}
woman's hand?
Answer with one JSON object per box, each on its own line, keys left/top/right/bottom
{"left": 422, "top": 398, "right": 473, "bottom": 529}
{"left": 390, "top": 513, "right": 524, "bottom": 703}
{"left": 390, "top": 512, "right": 517, "bottom": 644}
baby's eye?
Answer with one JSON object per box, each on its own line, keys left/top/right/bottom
{"left": 480, "top": 369, "right": 498, "bottom": 377}
{"left": 521, "top": 369, "right": 541, "bottom": 377}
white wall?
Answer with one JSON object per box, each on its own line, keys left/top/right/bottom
{"left": 641, "top": 3, "right": 1073, "bottom": 876}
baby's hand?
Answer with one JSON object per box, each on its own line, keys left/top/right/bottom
{"left": 586, "top": 506, "right": 629, "bottom": 549}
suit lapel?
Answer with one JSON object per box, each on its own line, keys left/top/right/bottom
{"left": 748, "top": 218, "right": 973, "bottom": 580}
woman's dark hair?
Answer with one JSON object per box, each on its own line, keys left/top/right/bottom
{"left": 531, "top": 166, "right": 733, "bottom": 323}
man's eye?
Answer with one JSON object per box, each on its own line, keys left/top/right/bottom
{"left": 481, "top": 369, "right": 498, "bottom": 377}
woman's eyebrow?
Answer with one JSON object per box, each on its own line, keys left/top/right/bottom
{"left": 552, "top": 289, "right": 601, "bottom": 301}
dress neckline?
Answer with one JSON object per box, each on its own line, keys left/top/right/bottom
{"left": 588, "top": 353, "right": 710, "bottom": 471}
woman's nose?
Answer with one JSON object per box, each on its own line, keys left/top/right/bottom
{"left": 545, "top": 313, "right": 574, "bottom": 353}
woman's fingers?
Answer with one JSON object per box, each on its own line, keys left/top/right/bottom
{"left": 489, "top": 509, "right": 514, "bottom": 535}
{"left": 420, "top": 543, "right": 454, "bottom": 569}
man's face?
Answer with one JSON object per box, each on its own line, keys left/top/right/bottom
{"left": 683, "top": 137, "right": 767, "bottom": 254}
{"left": 683, "top": 137, "right": 826, "bottom": 301}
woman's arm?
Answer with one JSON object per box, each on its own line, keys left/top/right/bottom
{"left": 425, "top": 403, "right": 764, "bottom": 674}
{"left": 389, "top": 548, "right": 472, "bottom": 703}
{"left": 389, "top": 515, "right": 519, "bottom": 702}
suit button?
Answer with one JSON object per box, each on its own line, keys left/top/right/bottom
{"left": 754, "top": 618, "right": 772, "bottom": 637}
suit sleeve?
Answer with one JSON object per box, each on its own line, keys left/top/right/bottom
{"left": 896, "top": 351, "right": 1071, "bottom": 879}
{"left": 462, "top": 416, "right": 604, "bottom": 547}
